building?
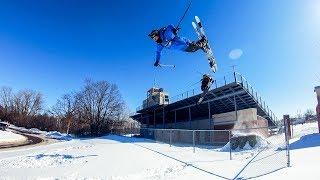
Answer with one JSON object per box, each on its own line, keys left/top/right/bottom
{"left": 142, "top": 87, "right": 169, "bottom": 109}
{"left": 131, "top": 73, "right": 278, "bottom": 136}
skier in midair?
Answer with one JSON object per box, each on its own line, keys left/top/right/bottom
{"left": 196, "top": 73, "right": 214, "bottom": 105}
{"left": 148, "top": 24, "right": 207, "bottom": 67}
{"left": 201, "top": 74, "right": 213, "bottom": 91}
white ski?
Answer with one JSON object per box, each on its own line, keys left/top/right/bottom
{"left": 159, "top": 64, "right": 176, "bottom": 68}
{"left": 192, "top": 16, "right": 218, "bottom": 73}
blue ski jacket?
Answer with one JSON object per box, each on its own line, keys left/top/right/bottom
{"left": 155, "top": 24, "right": 190, "bottom": 62}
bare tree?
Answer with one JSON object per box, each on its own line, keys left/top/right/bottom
{"left": 51, "top": 93, "right": 76, "bottom": 133}
{"left": 0, "top": 87, "right": 14, "bottom": 116}
{"left": 75, "top": 79, "right": 124, "bottom": 135}
{"left": 13, "top": 89, "right": 43, "bottom": 117}
{"left": 304, "top": 109, "right": 315, "bottom": 121}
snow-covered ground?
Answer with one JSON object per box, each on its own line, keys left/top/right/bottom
{"left": 0, "top": 122, "right": 319, "bottom": 179}
{"left": 0, "top": 130, "right": 27, "bottom": 145}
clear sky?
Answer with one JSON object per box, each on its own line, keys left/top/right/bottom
{"left": 0, "top": 0, "right": 319, "bottom": 118}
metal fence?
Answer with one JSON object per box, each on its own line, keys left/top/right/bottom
{"left": 140, "top": 128, "right": 231, "bottom": 152}
{"left": 230, "top": 126, "right": 288, "bottom": 179}
{"left": 112, "top": 126, "right": 290, "bottom": 179}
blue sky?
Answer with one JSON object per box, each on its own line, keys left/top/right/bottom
{"left": 0, "top": 0, "right": 319, "bottom": 117}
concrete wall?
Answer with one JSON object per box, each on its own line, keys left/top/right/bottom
{"left": 212, "top": 108, "right": 257, "bottom": 125}
{"left": 231, "top": 116, "right": 269, "bottom": 137}
{"left": 212, "top": 108, "right": 269, "bottom": 137}
{"left": 164, "top": 119, "right": 216, "bottom": 130}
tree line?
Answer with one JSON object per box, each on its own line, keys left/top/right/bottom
{"left": 0, "top": 79, "right": 138, "bottom": 136}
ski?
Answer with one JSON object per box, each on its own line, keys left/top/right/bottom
{"left": 192, "top": 22, "right": 201, "bottom": 37}
{"left": 159, "top": 64, "right": 176, "bottom": 68}
{"left": 197, "top": 83, "right": 212, "bottom": 105}
{"left": 192, "top": 16, "right": 218, "bottom": 73}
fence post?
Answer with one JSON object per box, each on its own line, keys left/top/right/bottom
{"left": 170, "top": 130, "right": 172, "bottom": 147}
{"left": 229, "top": 130, "right": 232, "bottom": 160}
{"left": 193, "top": 130, "right": 195, "bottom": 153}
{"left": 284, "top": 115, "right": 291, "bottom": 167}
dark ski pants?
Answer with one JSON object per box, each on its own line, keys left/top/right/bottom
{"left": 184, "top": 41, "right": 202, "bottom": 52}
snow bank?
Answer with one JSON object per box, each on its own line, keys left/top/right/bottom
{"left": 7, "top": 123, "right": 73, "bottom": 141}
{"left": 0, "top": 130, "right": 27, "bottom": 144}
{"left": 220, "top": 133, "right": 269, "bottom": 152}
{"left": 45, "top": 131, "right": 73, "bottom": 141}
{"left": 29, "top": 128, "right": 46, "bottom": 134}
{"left": 291, "top": 122, "right": 318, "bottom": 139}
{"left": 8, "top": 125, "right": 42, "bottom": 134}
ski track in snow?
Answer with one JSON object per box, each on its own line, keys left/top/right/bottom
{"left": 0, "top": 153, "right": 91, "bottom": 168}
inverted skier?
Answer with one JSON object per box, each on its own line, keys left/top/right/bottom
{"left": 148, "top": 24, "right": 208, "bottom": 67}
{"left": 201, "top": 74, "right": 213, "bottom": 91}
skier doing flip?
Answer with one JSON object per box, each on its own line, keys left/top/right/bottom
{"left": 201, "top": 74, "right": 213, "bottom": 91}
{"left": 197, "top": 73, "right": 214, "bottom": 105}
{"left": 148, "top": 24, "right": 207, "bottom": 67}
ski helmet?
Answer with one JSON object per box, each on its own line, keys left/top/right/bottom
{"left": 148, "top": 29, "right": 159, "bottom": 39}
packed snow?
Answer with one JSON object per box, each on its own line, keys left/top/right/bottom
{"left": 7, "top": 124, "right": 73, "bottom": 141}
{"left": 0, "top": 130, "right": 27, "bottom": 144}
{"left": 45, "top": 131, "right": 73, "bottom": 141}
{"left": 0, "top": 122, "right": 319, "bottom": 179}
{"left": 220, "top": 133, "right": 270, "bottom": 152}
{"left": 291, "top": 121, "right": 319, "bottom": 138}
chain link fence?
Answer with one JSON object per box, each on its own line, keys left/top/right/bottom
{"left": 229, "top": 126, "right": 288, "bottom": 179}
{"left": 139, "top": 128, "right": 231, "bottom": 152}
{"left": 111, "top": 126, "right": 290, "bottom": 179}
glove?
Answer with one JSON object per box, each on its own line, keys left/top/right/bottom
{"left": 154, "top": 60, "right": 160, "bottom": 67}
